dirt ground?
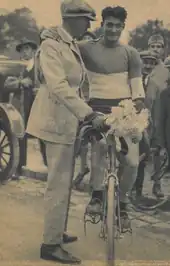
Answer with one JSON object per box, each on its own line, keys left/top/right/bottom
{"left": 1, "top": 139, "right": 170, "bottom": 266}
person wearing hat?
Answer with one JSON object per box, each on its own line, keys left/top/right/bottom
{"left": 26, "top": 0, "right": 107, "bottom": 264}
{"left": 156, "top": 69, "right": 170, "bottom": 177}
{"left": 132, "top": 50, "right": 157, "bottom": 198}
{"left": 157, "top": 56, "right": 170, "bottom": 174}
{"left": 140, "top": 50, "right": 158, "bottom": 89}
{"left": 143, "top": 35, "right": 169, "bottom": 197}
{"left": 81, "top": 30, "right": 96, "bottom": 41}
{"left": 4, "top": 38, "right": 38, "bottom": 178}
{"left": 148, "top": 34, "right": 169, "bottom": 89}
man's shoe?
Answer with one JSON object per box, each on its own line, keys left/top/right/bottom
{"left": 11, "top": 173, "right": 20, "bottom": 181}
{"left": 119, "top": 211, "right": 132, "bottom": 232}
{"left": 40, "top": 244, "right": 81, "bottom": 264}
{"left": 152, "top": 183, "right": 164, "bottom": 198}
{"left": 63, "top": 233, "right": 78, "bottom": 244}
{"left": 116, "top": 203, "right": 132, "bottom": 233}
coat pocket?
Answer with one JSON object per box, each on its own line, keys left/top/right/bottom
{"left": 54, "top": 103, "right": 78, "bottom": 138}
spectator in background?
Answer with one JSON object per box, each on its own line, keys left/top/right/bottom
{"left": 4, "top": 38, "right": 38, "bottom": 178}
{"left": 81, "top": 31, "right": 96, "bottom": 40}
{"left": 148, "top": 34, "right": 169, "bottom": 88}
{"left": 143, "top": 35, "right": 169, "bottom": 197}
{"left": 92, "top": 22, "right": 104, "bottom": 38}
{"left": 160, "top": 56, "right": 170, "bottom": 174}
{"left": 140, "top": 50, "right": 158, "bottom": 90}
{"left": 132, "top": 50, "right": 157, "bottom": 198}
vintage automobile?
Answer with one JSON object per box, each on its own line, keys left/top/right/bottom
{"left": 0, "top": 55, "right": 25, "bottom": 183}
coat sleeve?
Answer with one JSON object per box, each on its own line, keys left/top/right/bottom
{"left": 40, "top": 39, "right": 93, "bottom": 121}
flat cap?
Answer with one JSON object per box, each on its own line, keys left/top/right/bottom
{"left": 140, "top": 50, "right": 158, "bottom": 60}
{"left": 60, "top": 0, "right": 96, "bottom": 21}
{"left": 16, "top": 38, "right": 37, "bottom": 52}
{"left": 148, "top": 34, "right": 164, "bottom": 46}
{"left": 164, "top": 56, "right": 170, "bottom": 67}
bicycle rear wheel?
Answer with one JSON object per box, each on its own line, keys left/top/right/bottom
{"left": 106, "top": 174, "right": 116, "bottom": 266}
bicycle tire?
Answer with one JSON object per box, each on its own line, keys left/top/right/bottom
{"left": 106, "top": 174, "right": 116, "bottom": 266}
{"left": 137, "top": 196, "right": 170, "bottom": 211}
{"left": 0, "top": 122, "right": 19, "bottom": 183}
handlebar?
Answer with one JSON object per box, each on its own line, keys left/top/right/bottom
{"left": 75, "top": 122, "right": 165, "bottom": 164}
{"left": 74, "top": 123, "right": 128, "bottom": 157}
{"left": 74, "top": 124, "right": 106, "bottom": 157}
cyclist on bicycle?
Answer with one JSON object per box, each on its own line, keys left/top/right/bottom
{"left": 78, "top": 6, "right": 145, "bottom": 228}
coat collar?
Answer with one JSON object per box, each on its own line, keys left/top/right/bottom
{"left": 57, "top": 26, "right": 73, "bottom": 44}
{"left": 51, "top": 26, "right": 81, "bottom": 58}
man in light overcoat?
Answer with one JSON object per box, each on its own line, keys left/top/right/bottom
{"left": 26, "top": 0, "right": 106, "bottom": 263}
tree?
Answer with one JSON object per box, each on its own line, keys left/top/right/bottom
{"left": 0, "top": 7, "right": 40, "bottom": 58}
{"left": 128, "top": 19, "right": 170, "bottom": 57}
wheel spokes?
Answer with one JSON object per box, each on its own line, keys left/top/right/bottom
{"left": 1, "top": 155, "right": 8, "bottom": 166}
{"left": 0, "top": 134, "right": 7, "bottom": 146}
{"left": 0, "top": 129, "right": 11, "bottom": 171}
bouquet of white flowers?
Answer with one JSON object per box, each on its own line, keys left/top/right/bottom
{"left": 104, "top": 99, "right": 149, "bottom": 143}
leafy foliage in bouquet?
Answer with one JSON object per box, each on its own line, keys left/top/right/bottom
{"left": 105, "top": 99, "right": 149, "bottom": 140}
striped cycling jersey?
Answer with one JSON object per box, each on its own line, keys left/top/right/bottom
{"left": 78, "top": 39, "right": 145, "bottom": 112}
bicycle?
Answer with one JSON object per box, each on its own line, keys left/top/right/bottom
{"left": 75, "top": 124, "right": 132, "bottom": 266}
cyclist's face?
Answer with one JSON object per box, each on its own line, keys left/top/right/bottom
{"left": 103, "top": 17, "right": 124, "bottom": 44}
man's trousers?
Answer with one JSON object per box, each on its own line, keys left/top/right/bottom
{"left": 43, "top": 141, "right": 75, "bottom": 245}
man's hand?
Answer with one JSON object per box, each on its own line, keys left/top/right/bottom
{"left": 20, "top": 78, "right": 33, "bottom": 88}
{"left": 84, "top": 112, "right": 109, "bottom": 132}
{"left": 133, "top": 98, "right": 145, "bottom": 113}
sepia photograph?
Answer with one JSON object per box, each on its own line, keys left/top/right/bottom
{"left": 0, "top": 0, "right": 170, "bottom": 265}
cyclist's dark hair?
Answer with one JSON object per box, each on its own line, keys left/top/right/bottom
{"left": 101, "top": 6, "right": 127, "bottom": 23}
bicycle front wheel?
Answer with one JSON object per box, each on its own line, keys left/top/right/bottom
{"left": 106, "top": 174, "right": 116, "bottom": 265}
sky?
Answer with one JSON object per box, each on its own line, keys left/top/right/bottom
{"left": 1, "top": 0, "right": 170, "bottom": 42}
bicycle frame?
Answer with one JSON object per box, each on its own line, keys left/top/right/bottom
{"left": 79, "top": 126, "right": 126, "bottom": 239}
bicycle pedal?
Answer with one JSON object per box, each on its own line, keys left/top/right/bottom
{"left": 121, "top": 227, "right": 132, "bottom": 234}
